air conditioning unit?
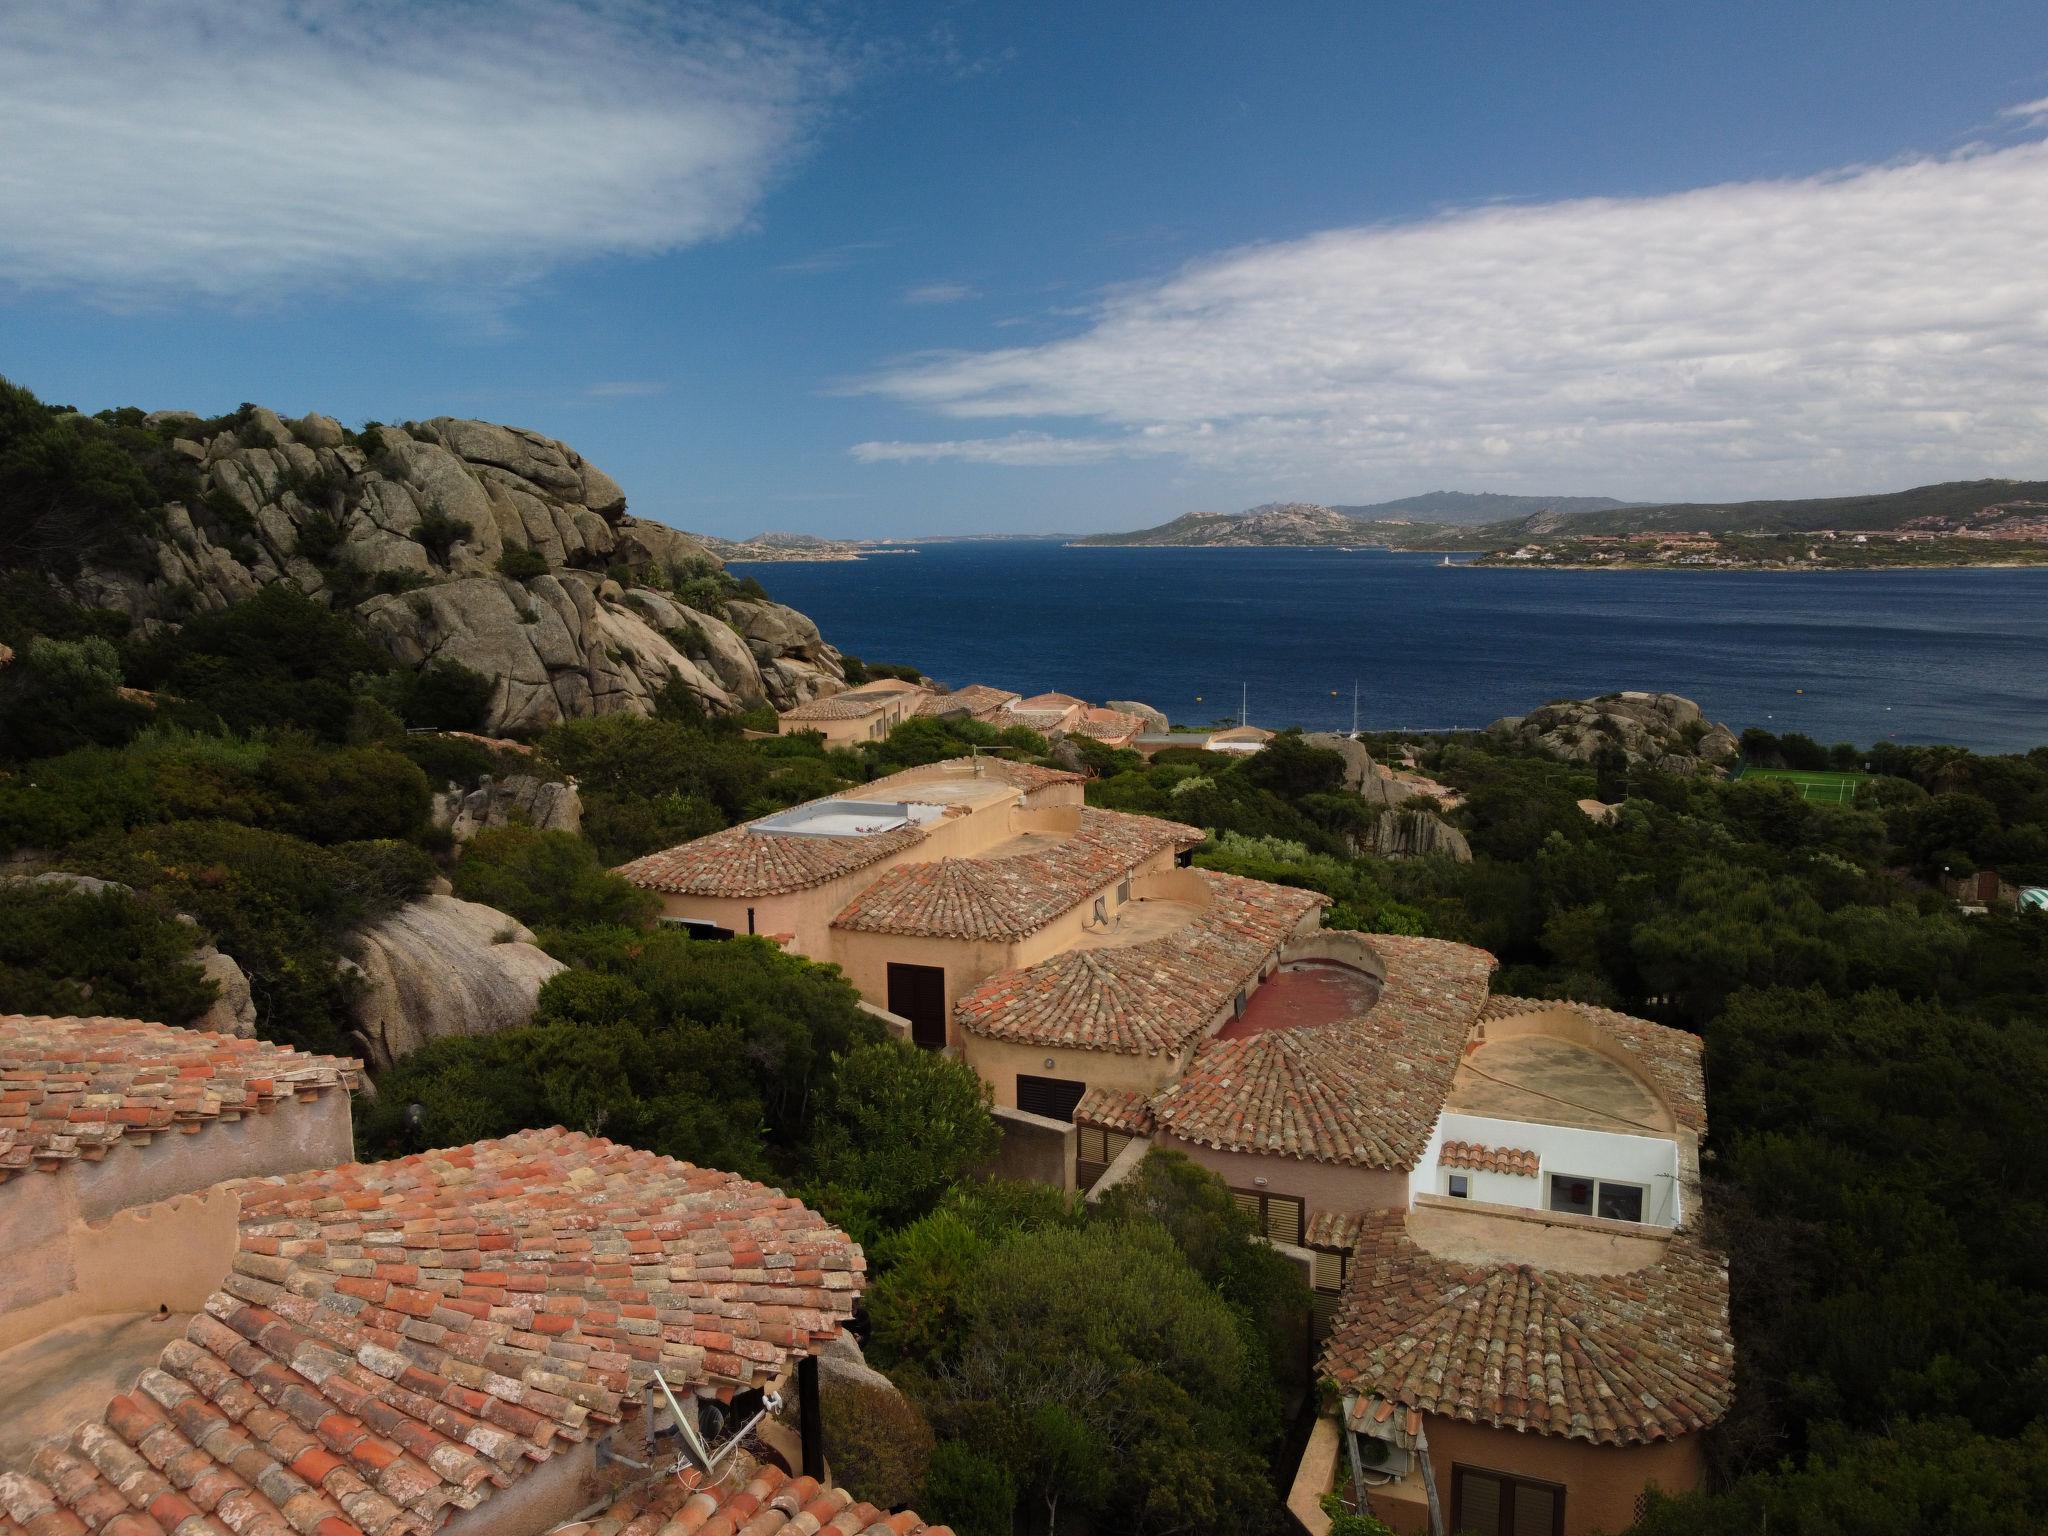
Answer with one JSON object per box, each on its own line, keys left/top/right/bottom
{"left": 1354, "top": 1435, "right": 1412, "bottom": 1480}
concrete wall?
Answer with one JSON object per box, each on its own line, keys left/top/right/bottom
{"left": 979, "top": 1105, "right": 1075, "bottom": 1193}
{"left": 0, "top": 1095, "right": 353, "bottom": 1351}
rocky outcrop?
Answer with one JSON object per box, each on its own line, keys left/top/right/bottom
{"left": 1488, "top": 692, "right": 1739, "bottom": 776}
{"left": 1108, "top": 700, "right": 1170, "bottom": 734}
{"left": 1365, "top": 809, "right": 1472, "bottom": 863}
{"left": 68, "top": 409, "right": 847, "bottom": 732}
{"left": 1302, "top": 732, "right": 1379, "bottom": 792}
{"left": 345, "top": 894, "right": 564, "bottom": 1067}
{"left": 434, "top": 774, "right": 584, "bottom": 844}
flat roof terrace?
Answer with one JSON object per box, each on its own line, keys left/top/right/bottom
{"left": 1216, "top": 959, "right": 1383, "bottom": 1040}
{"left": 1449, "top": 1035, "right": 1674, "bottom": 1135}
{"left": 0, "top": 1310, "right": 192, "bottom": 1463}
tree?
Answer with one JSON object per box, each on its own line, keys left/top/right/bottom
{"left": 0, "top": 634, "right": 149, "bottom": 761}
{"left": 0, "top": 880, "right": 217, "bottom": 1025}
{"left": 807, "top": 1042, "right": 1001, "bottom": 1233}
{"left": 451, "top": 824, "right": 657, "bottom": 930}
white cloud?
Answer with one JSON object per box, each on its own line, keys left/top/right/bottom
{"left": 0, "top": 0, "right": 839, "bottom": 302}
{"left": 2001, "top": 96, "right": 2048, "bottom": 123}
{"left": 902, "top": 282, "right": 977, "bottom": 305}
{"left": 853, "top": 133, "right": 2048, "bottom": 496}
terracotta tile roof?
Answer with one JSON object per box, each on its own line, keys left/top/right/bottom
{"left": 0, "top": 1128, "right": 864, "bottom": 1536}
{"left": 832, "top": 808, "right": 1201, "bottom": 942}
{"left": 1072, "top": 708, "right": 1146, "bottom": 742}
{"left": 1152, "top": 934, "right": 1495, "bottom": 1168}
{"left": 779, "top": 683, "right": 928, "bottom": 723}
{"left": 1010, "top": 692, "right": 1088, "bottom": 711}
{"left": 1305, "top": 1210, "right": 1366, "bottom": 1253}
{"left": 1002, "top": 707, "right": 1080, "bottom": 734}
{"left": 0, "top": 1015, "right": 359, "bottom": 1184}
{"left": 914, "top": 684, "right": 1018, "bottom": 720}
{"left": 553, "top": 1461, "right": 952, "bottom": 1536}
{"left": 1440, "top": 1140, "right": 1539, "bottom": 1176}
{"left": 862, "top": 757, "right": 1084, "bottom": 796}
{"left": 1073, "top": 1087, "right": 1154, "bottom": 1136}
{"left": 1320, "top": 1211, "right": 1732, "bottom": 1447}
{"left": 1481, "top": 996, "right": 1707, "bottom": 1134}
{"left": 955, "top": 871, "right": 1326, "bottom": 1055}
{"left": 615, "top": 816, "right": 929, "bottom": 898}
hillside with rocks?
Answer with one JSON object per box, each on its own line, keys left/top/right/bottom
{"left": 42, "top": 403, "right": 846, "bottom": 732}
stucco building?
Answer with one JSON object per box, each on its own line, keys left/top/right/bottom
{"left": 0, "top": 1013, "right": 953, "bottom": 1536}
{"left": 774, "top": 677, "right": 928, "bottom": 745}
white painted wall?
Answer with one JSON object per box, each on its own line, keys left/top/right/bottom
{"left": 1408, "top": 1112, "right": 1683, "bottom": 1227}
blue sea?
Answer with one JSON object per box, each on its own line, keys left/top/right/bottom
{"left": 736, "top": 544, "right": 2048, "bottom": 753}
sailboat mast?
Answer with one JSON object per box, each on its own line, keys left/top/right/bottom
{"left": 1352, "top": 680, "right": 1359, "bottom": 737}
{"left": 1240, "top": 682, "right": 1247, "bottom": 727}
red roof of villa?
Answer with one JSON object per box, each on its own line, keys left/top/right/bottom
{"left": 1152, "top": 934, "right": 1495, "bottom": 1168}
{"left": 1072, "top": 1087, "right": 1155, "bottom": 1136}
{"left": 551, "top": 1462, "right": 952, "bottom": 1536}
{"left": 1480, "top": 996, "right": 1708, "bottom": 1134}
{"left": 0, "top": 1015, "right": 359, "bottom": 1183}
{"left": 915, "top": 684, "right": 1018, "bottom": 720}
{"left": 778, "top": 681, "right": 926, "bottom": 723}
{"left": 1072, "top": 708, "right": 1147, "bottom": 742}
{"left": 955, "top": 871, "right": 1326, "bottom": 1055}
{"left": 1321, "top": 1210, "right": 1732, "bottom": 1447}
{"left": 0, "top": 1127, "right": 864, "bottom": 1536}
{"left": 832, "top": 808, "right": 1201, "bottom": 942}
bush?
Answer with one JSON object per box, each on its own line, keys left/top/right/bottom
{"left": 819, "top": 1379, "right": 933, "bottom": 1510}
{"left": 806, "top": 1041, "right": 1001, "bottom": 1233}
{"left": 0, "top": 880, "right": 217, "bottom": 1025}
{"left": 263, "top": 737, "right": 433, "bottom": 843}
{"left": 0, "top": 635, "right": 150, "bottom": 762}
{"left": 410, "top": 512, "right": 471, "bottom": 564}
{"left": 451, "top": 824, "right": 657, "bottom": 930}
{"left": 921, "top": 1442, "right": 1014, "bottom": 1536}
{"left": 497, "top": 544, "right": 549, "bottom": 582}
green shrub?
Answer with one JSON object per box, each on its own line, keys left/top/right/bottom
{"left": 410, "top": 512, "right": 471, "bottom": 565}
{"left": 806, "top": 1041, "right": 1000, "bottom": 1232}
{"left": 0, "top": 881, "right": 217, "bottom": 1025}
{"left": 497, "top": 544, "right": 549, "bottom": 582}
{"left": 921, "top": 1443, "right": 1014, "bottom": 1536}
{"left": 819, "top": 1379, "right": 933, "bottom": 1510}
{"left": 451, "top": 824, "right": 656, "bottom": 930}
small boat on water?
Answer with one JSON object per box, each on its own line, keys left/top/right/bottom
{"left": 1439, "top": 555, "right": 1455, "bottom": 567}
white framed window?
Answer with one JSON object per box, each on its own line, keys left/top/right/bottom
{"left": 1548, "top": 1174, "right": 1647, "bottom": 1223}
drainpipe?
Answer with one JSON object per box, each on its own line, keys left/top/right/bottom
{"left": 1416, "top": 1421, "right": 1444, "bottom": 1536}
{"left": 798, "top": 1354, "right": 824, "bottom": 1481}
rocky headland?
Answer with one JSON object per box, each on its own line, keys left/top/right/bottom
{"left": 66, "top": 407, "right": 849, "bottom": 733}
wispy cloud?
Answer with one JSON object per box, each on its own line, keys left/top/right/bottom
{"left": 903, "top": 282, "right": 978, "bottom": 306}
{"left": 0, "top": 1, "right": 841, "bottom": 303}
{"left": 584, "top": 380, "right": 669, "bottom": 399}
{"left": 773, "top": 240, "right": 890, "bottom": 275}
{"left": 2003, "top": 96, "right": 2048, "bottom": 125}
{"left": 853, "top": 129, "right": 2048, "bottom": 495}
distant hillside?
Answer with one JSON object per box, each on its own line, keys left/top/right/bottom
{"left": 1495, "top": 479, "right": 2048, "bottom": 538}
{"left": 695, "top": 530, "right": 869, "bottom": 562}
{"left": 1330, "top": 491, "right": 1632, "bottom": 525}
{"left": 1071, "top": 504, "right": 1375, "bottom": 548}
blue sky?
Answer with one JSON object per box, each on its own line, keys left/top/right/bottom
{"left": 5, "top": 2, "right": 2048, "bottom": 537}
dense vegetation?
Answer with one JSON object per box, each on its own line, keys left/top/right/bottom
{"left": 6, "top": 409, "right": 2044, "bottom": 1533}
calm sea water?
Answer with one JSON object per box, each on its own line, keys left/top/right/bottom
{"left": 737, "top": 544, "right": 2048, "bottom": 753}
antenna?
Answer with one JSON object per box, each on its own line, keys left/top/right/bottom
{"left": 1240, "top": 681, "right": 1247, "bottom": 728}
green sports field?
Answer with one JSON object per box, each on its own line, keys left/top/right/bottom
{"left": 1737, "top": 767, "right": 1868, "bottom": 805}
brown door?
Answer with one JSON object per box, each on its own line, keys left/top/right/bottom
{"left": 887, "top": 963, "right": 948, "bottom": 1050}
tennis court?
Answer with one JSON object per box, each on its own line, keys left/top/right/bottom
{"left": 1738, "top": 767, "right": 1867, "bottom": 805}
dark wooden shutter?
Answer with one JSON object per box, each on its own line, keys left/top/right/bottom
{"left": 886, "top": 963, "right": 948, "bottom": 1050}
{"left": 1015, "top": 1074, "right": 1085, "bottom": 1122}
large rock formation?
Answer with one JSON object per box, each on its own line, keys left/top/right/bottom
{"left": 69, "top": 408, "right": 846, "bottom": 732}
{"left": 435, "top": 774, "right": 583, "bottom": 845}
{"left": 344, "top": 894, "right": 565, "bottom": 1067}
{"left": 1488, "top": 691, "right": 1739, "bottom": 776}
{"left": 1365, "top": 809, "right": 1472, "bottom": 863}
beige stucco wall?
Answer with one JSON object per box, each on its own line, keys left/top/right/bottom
{"left": 966, "top": 1037, "right": 1191, "bottom": 1109}
{"left": 1161, "top": 1138, "right": 1412, "bottom": 1219}
{"left": 442, "top": 1439, "right": 601, "bottom": 1536}
{"left": 1416, "top": 1416, "right": 1704, "bottom": 1536}
{"left": 0, "top": 1094, "right": 353, "bottom": 1351}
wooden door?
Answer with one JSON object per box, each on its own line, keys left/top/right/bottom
{"left": 887, "top": 963, "right": 948, "bottom": 1050}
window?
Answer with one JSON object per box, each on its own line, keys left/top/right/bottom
{"left": 1598, "top": 1182, "right": 1646, "bottom": 1222}
{"left": 1076, "top": 1125, "right": 1135, "bottom": 1190}
{"left": 1549, "top": 1174, "right": 1648, "bottom": 1223}
{"left": 886, "top": 963, "right": 948, "bottom": 1051}
{"left": 1116, "top": 878, "right": 1131, "bottom": 904}
{"left": 1452, "top": 1466, "right": 1564, "bottom": 1536}
{"left": 1229, "top": 1187, "right": 1304, "bottom": 1246}
{"left": 1233, "top": 990, "right": 1247, "bottom": 1017}
{"left": 1447, "top": 1173, "right": 1470, "bottom": 1199}
{"left": 1016, "top": 1074, "right": 1086, "bottom": 1123}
